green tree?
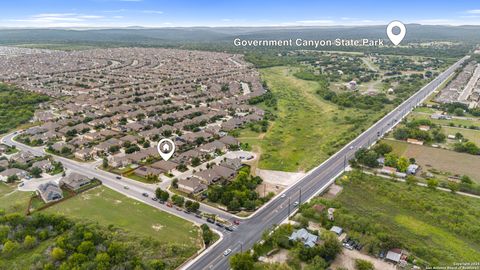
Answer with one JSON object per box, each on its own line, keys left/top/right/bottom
{"left": 405, "top": 175, "right": 417, "bottom": 186}
{"left": 355, "top": 259, "right": 374, "bottom": 270}
{"left": 95, "top": 252, "right": 111, "bottom": 269}
{"left": 191, "top": 157, "right": 201, "bottom": 167}
{"left": 51, "top": 247, "right": 66, "bottom": 261}
{"left": 373, "top": 143, "right": 393, "bottom": 155}
{"left": 30, "top": 166, "right": 42, "bottom": 178}
{"left": 201, "top": 224, "right": 214, "bottom": 246}
{"left": 396, "top": 157, "right": 409, "bottom": 172}
{"left": 2, "top": 240, "right": 19, "bottom": 256}
{"left": 427, "top": 178, "right": 439, "bottom": 190}
{"left": 230, "top": 252, "right": 255, "bottom": 270}
{"left": 23, "top": 235, "right": 37, "bottom": 249}
{"left": 149, "top": 259, "right": 166, "bottom": 270}
{"left": 447, "top": 181, "right": 459, "bottom": 193}
{"left": 102, "top": 157, "right": 108, "bottom": 169}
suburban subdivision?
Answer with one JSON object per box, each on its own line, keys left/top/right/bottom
{"left": 1, "top": 1, "right": 480, "bottom": 270}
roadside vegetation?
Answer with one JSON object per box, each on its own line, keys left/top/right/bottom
{"left": 298, "top": 171, "right": 480, "bottom": 267}
{"left": 0, "top": 83, "right": 49, "bottom": 134}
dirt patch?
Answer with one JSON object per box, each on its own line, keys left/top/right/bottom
{"left": 256, "top": 169, "right": 306, "bottom": 187}
{"left": 331, "top": 248, "right": 396, "bottom": 270}
{"left": 256, "top": 181, "right": 284, "bottom": 197}
{"left": 151, "top": 224, "right": 164, "bottom": 231}
{"left": 262, "top": 249, "right": 289, "bottom": 264}
{"left": 393, "top": 141, "right": 480, "bottom": 182}
{"left": 323, "top": 183, "right": 343, "bottom": 199}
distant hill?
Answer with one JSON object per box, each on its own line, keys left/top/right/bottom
{"left": 0, "top": 25, "right": 479, "bottom": 46}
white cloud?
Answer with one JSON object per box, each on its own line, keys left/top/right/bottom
{"left": 141, "top": 10, "right": 164, "bottom": 14}
{"left": 466, "top": 9, "right": 480, "bottom": 14}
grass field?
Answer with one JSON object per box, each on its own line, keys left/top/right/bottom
{"left": 0, "top": 182, "right": 33, "bottom": 214}
{"left": 333, "top": 172, "right": 480, "bottom": 266}
{"left": 238, "top": 66, "right": 385, "bottom": 172}
{"left": 383, "top": 139, "right": 480, "bottom": 182}
{"left": 408, "top": 111, "right": 480, "bottom": 128}
{"left": 442, "top": 126, "right": 480, "bottom": 145}
{"left": 45, "top": 186, "right": 200, "bottom": 246}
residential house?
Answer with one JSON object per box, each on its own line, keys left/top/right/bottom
{"left": 10, "top": 151, "right": 35, "bottom": 164}
{"left": 0, "top": 168, "right": 28, "bottom": 182}
{"left": 60, "top": 172, "right": 91, "bottom": 191}
{"left": 220, "top": 158, "right": 243, "bottom": 171}
{"left": 74, "top": 148, "right": 94, "bottom": 161}
{"left": 151, "top": 160, "right": 178, "bottom": 173}
{"left": 289, "top": 228, "right": 318, "bottom": 248}
{"left": 177, "top": 177, "right": 207, "bottom": 194}
{"left": 211, "top": 165, "right": 236, "bottom": 180}
{"left": 194, "top": 169, "right": 221, "bottom": 185}
{"left": 134, "top": 166, "right": 162, "bottom": 178}
{"left": 31, "top": 160, "right": 53, "bottom": 172}
{"left": 37, "top": 181, "right": 63, "bottom": 203}
{"left": 219, "top": 135, "right": 239, "bottom": 146}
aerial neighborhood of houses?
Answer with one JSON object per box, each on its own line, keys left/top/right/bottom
{"left": 0, "top": 46, "right": 265, "bottom": 211}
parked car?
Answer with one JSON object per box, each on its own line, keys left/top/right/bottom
{"left": 166, "top": 202, "right": 173, "bottom": 207}
{"left": 151, "top": 197, "right": 158, "bottom": 201}
{"left": 116, "top": 176, "right": 122, "bottom": 180}
{"left": 216, "top": 222, "right": 224, "bottom": 228}
{"left": 142, "top": 193, "right": 149, "bottom": 197}
{"left": 206, "top": 218, "right": 215, "bottom": 223}
{"left": 225, "top": 226, "right": 234, "bottom": 232}
{"left": 223, "top": 249, "right": 232, "bottom": 256}
{"left": 195, "top": 214, "right": 202, "bottom": 219}
{"left": 233, "top": 220, "right": 240, "bottom": 225}
{"left": 158, "top": 200, "right": 165, "bottom": 204}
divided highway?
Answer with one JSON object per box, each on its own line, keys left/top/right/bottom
{"left": 184, "top": 55, "right": 469, "bottom": 270}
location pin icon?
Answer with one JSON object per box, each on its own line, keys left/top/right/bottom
{"left": 157, "top": 138, "right": 175, "bottom": 161}
{"left": 386, "top": 21, "right": 406, "bottom": 46}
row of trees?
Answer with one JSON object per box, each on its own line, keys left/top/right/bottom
{"left": 0, "top": 212, "right": 172, "bottom": 270}
{"left": 207, "top": 166, "right": 269, "bottom": 211}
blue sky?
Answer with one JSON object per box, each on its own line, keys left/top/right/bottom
{"left": 1, "top": 0, "right": 480, "bottom": 28}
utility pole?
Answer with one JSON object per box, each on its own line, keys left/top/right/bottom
{"left": 288, "top": 197, "right": 291, "bottom": 216}
{"left": 299, "top": 189, "right": 302, "bottom": 204}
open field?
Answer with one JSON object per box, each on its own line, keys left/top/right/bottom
{"left": 45, "top": 186, "right": 200, "bottom": 246}
{"left": 383, "top": 139, "right": 480, "bottom": 182}
{"left": 238, "top": 66, "right": 385, "bottom": 172}
{"left": 408, "top": 111, "right": 480, "bottom": 128}
{"left": 332, "top": 171, "right": 480, "bottom": 266}
{"left": 442, "top": 126, "right": 480, "bottom": 145}
{"left": 0, "top": 182, "right": 33, "bottom": 214}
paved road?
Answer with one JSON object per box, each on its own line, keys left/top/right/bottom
{"left": 183, "top": 55, "right": 469, "bottom": 270}
{"left": 0, "top": 132, "right": 236, "bottom": 234}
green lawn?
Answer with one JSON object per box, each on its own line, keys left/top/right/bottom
{"left": 0, "top": 182, "right": 33, "bottom": 214}
{"left": 408, "top": 111, "right": 480, "bottom": 128}
{"left": 330, "top": 172, "right": 480, "bottom": 266}
{"left": 239, "top": 66, "right": 385, "bottom": 172}
{"left": 45, "top": 186, "right": 200, "bottom": 245}
{"left": 442, "top": 126, "right": 480, "bottom": 145}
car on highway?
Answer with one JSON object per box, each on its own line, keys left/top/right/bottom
{"left": 293, "top": 201, "right": 299, "bottom": 207}
{"left": 142, "top": 193, "right": 149, "bottom": 197}
{"left": 223, "top": 249, "right": 232, "bottom": 256}
{"left": 280, "top": 193, "right": 286, "bottom": 198}
{"left": 123, "top": 186, "right": 129, "bottom": 190}
{"left": 116, "top": 176, "right": 122, "bottom": 180}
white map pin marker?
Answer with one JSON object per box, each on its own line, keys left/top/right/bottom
{"left": 386, "top": 21, "right": 406, "bottom": 46}
{"left": 157, "top": 138, "right": 175, "bottom": 161}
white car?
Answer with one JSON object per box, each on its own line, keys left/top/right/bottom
{"left": 280, "top": 194, "right": 286, "bottom": 198}
{"left": 223, "top": 248, "right": 232, "bottom": 256}
{"left": 293, "top": 201, "right": 299, "bottom": 207}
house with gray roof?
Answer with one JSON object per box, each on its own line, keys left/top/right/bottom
{"left": 37, "top": 181, "right": 63, "bottom": 203}
{"left": 289, "top": 228, "right": 318, "bottom": 248}
{"left": 60, "top": 172, "right": 91, "bottom": 191}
